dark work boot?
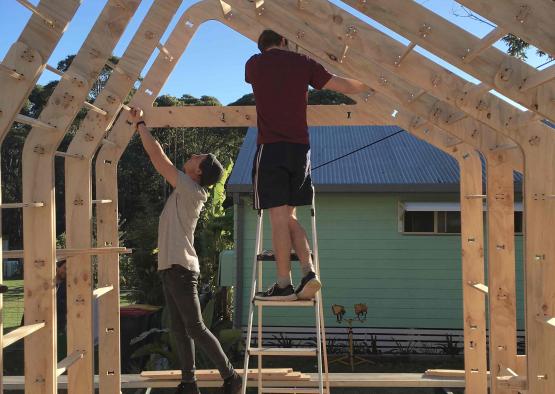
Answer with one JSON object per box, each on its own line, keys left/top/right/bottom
{"left": 175, "top": 381, "right": 201, "bottom": 394}
{"left": 223, "top": 372, "right": 242, "bottom": 394}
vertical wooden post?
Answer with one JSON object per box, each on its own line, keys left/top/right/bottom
{"left": 0, "top": 218, "right": 3, "bottom": 392}
{"left": 486, "top": 150, "right": 521, "bottom": 394}
{"left": 21, "top": 3, "right": 137, "bottom": 393}
{"left": 94, "top": 2, "right": 206, "bottom": 390}
{"left": 64, "top": 1, "right": 184, "bottom": 393}
{"left": 61, "top": 2, "right": 140, "bottom": 393}
{"left": 458, "top": 150, "right": 488, "bottom": 393}
{"left": 519, "top": 128, "right": 555, "bottom": 394}
{"left": 0, "top": 6, "right": 81, "bottom": 387}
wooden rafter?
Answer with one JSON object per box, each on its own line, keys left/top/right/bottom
{"left": 341, "top": 0, "right": 555, "bottom": 124}
{"left": 457, "top": 0, "right": 555, "bottom": 58}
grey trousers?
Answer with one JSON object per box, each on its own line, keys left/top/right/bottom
{"left": 160, "top": 265, "right": 234, "bottom": 382}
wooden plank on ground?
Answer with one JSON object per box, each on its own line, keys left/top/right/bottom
{"left": 141, "top": 368, "right": 300, "bottom": 380}
{"left": 1, "top": 373, "right": 467, "bottom": 389}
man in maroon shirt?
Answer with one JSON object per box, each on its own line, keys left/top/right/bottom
{"left": 246, "top": 30, "right": 368, "bottom": 301}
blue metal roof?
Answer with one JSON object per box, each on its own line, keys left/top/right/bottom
{"left": 227, "top": 126, "right": 521, "bottom": 193}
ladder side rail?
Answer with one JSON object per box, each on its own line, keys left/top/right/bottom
{"left": 242, "top": 210, "right": 264, "bottom": 394}
{"left": 257, "top": 212, "right": 264, "bottom": 394}
{"left": 311, "top": 201, "right": 330, "bottom": 394}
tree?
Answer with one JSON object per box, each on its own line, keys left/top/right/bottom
{"left": 452, "top": 4, "right": 553, "bottom": 64}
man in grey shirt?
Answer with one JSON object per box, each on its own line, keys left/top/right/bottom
{"left": 130, "top": 108, "right": 242, "bottom": 394}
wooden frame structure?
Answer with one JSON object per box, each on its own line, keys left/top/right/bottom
{"left": 0, "top": 0, "right": 553, "bottom": 392}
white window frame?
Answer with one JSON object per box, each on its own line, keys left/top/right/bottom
{"left": 398, "top": 201, "right": 523, "bottom": 235}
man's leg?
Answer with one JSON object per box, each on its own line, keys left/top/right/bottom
{"left": 160, "top": 269, "right": 196, "bottom": 384}
{"left": 269, "top": 205, "right": 294, "bottom": 288}
{"left": 287, "top": 207, "right": 321, "bottom": 299}
{"left": 166, "top": 266, "right": 235, "bottom": 380}
{"left": 288, "top": 207, "right": 314, "bottom": 275}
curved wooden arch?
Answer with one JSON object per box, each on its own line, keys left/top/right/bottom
{"left": 93, "top": 2, "right": 522, "bottom": 394}
{"left": 20, "top": 2, "right": 140, "bottom": 393}
{"left": 0, "top": 0, "right": 551, "bottom": 393}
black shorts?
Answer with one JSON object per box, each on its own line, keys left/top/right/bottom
{"left": 252, "top": 142, "right": 313, "bottom": 210}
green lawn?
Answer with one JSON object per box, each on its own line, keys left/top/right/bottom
{"left": 2, "top": 279, "right": 24, "bottom": 329}
{"left": 2, "top": 279, "right": 135, "bottom": 329}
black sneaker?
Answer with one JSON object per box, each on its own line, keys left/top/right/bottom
{"left": 223, "top": 371, "right": 242, "bottom": 394}
{"left": 254, "top": 283, "right": 297, "bottom": 301}
{"left": 295, "top": 271, "right": 322, "bottom": 300}
{"left": 175, "top": 381, "right": 201, "bottom": 394}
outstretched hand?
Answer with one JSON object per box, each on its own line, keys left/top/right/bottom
{"left": 129, "top": 107, "right": 144, "bottom": 124}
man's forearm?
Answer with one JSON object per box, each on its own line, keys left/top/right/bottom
{"left": 324, "top": 75, "right": 368, "bottom": 94}
{"left": 137, "top": 123, "right": 165, "bottom": 161}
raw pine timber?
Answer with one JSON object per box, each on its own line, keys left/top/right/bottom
{"left": 1, "top": 0, "right": 553, "bottom": 393}
{"left": 1, "top": 247, "right": 130, "bottom": 259}
{"left": 0, "top": 3, "right": 80, "bottom": 387}
{"left": 145, "top": 104, "right": 385, "bottom": 127}
{"left": 220, "top": 0, "right": 521, "bottom": 167}
{"left": 342, "top": 0, "right": 555, "bottom": 123}
{"left": 486, "top": 150, "right": 520, "bottom": 394}
{"left": 2, "top": 372, "right": 467, "bottom": 390}
{"left": 221, "top": 3, "right": 554, "bottom": 391}
{"left": 20, "top": 1, "right": 139, "bottom": 393}
{"left": 94, "top": 13, "right": 215, "bottom": 381}
{"left": 457, "top": 0, "right": 555, "bottom": 59}
{"left": 64, "top": 1, "right": 183, "bottom": 392}
{"left": 0, "top": 0, "right": 81, "bottom": 141}
{"left": 106, "top": 7, "right": 499, "bottom": 393}
{"left": 215, "top": 4, "right": 523, "bottom": 393}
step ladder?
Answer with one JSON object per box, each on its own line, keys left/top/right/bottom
{"left": 241, "top": 202, "right": 330, "bottom": 394}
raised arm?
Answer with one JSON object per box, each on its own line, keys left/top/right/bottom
{"left": 323, "top": 75, "right": 368, "bottom": 94}
{"left": 129, "top": 107, "right": 178, "bottom": 187}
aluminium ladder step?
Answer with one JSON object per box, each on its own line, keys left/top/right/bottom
{"left": 254, "top": 299, "right": 315, "bottom": 307}
{"left": 257, "top": 250, "right": 313, "bottom": 261}
{"left": 260, "top": 388, "right": 320, "bottom": 393}
{"left": 248, "top": 347, "right": 318, "bottom": 357}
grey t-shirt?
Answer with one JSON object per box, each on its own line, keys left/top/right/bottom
{"left": 157, "top": 171, "right": 208, "bottom": 272}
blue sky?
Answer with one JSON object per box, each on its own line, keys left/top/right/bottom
{"left": 1, "top": 0, "right": 550, "bottom": 105}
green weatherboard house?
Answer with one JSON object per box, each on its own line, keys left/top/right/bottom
{"left": 221, "top": 125, "right": 525, "bottom": 353}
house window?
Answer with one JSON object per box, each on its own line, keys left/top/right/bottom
{"left": 400, "top": 202, "right": 523, "bottom": 234}
{"left": 403, "top": 211, "right": 460, "bottom": 234}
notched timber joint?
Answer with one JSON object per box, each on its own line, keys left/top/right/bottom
{"left": 255, "top": 0, "right": 265, "bottom": 16}
{"left": 0, "top": 64, "right": 24, "bottom": 80}
{"left": 363, "top": 89, "right": 375, "bottom": 102}
{"left": 0, "top": 202, "right": 44, "bottom": 209}
{"left": 2, "top": 322, "right": 45, "bottom": 348}
{"left": 467, "top": 281, "right": 489, "bottom": 294}
{"left": 16, "top": 0, "right": 57, "bottom": 29}
{"left": 394, "top": 43, "right": 416, "bottom": 67}
{"left": 157, "top": 43, "right": 174, "bottom": 62}
{"left": 418, "top": 23, "right": 431, "bottom": 38}
{"left": 219, "top": 0, "right": 233, "bottom": 19}
{"left": 55, "top": 151, "right": 85, "bottom": 160}
{"left": 15, "top": 114, "right": 56, "bottom": 131}
{"left": 83, "top": 101, "right": 108, "bottom": 116}
{"left": 92, "top": 199, "right": 113, "bottom": 204}
{"left": 56, "top": 350, "right": 85, "bottom": 377}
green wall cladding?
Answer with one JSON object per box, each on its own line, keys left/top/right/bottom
{"left": 235, "top": 193, "right": 525, "bottom": 330}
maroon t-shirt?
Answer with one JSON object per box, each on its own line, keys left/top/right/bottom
{"left": 245, "top": 49, "right": 333, "bottom": 145}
